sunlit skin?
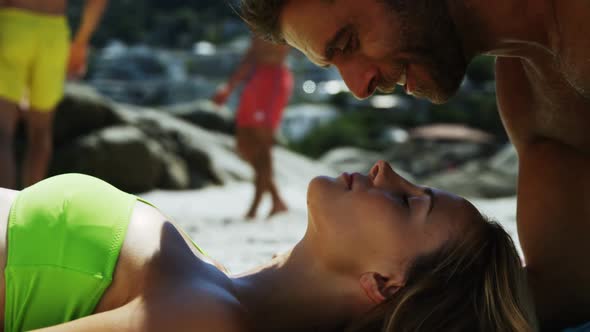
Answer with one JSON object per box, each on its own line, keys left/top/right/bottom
{"left": 306, "top": 160, "right": 476, "bottom": 278}
{"left": 281, "top": 0, "right": 466, "bottom": 103}
{"left": 0, "top": 161, "right": 482, "bottom": 331}
{"left": 279, "top": 0, "right": 590, "bottom": 328}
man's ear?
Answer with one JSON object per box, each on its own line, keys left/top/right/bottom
{"left": 359, "top": 272, "right": 405, "bottom": 304}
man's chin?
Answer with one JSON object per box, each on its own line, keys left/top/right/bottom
{"left": 410, "top": 91, "right": 446, "bottom": 104}
{"left": 415, "top": 83, "right": 462, "bottom": 104}
{"left": 426, "top": 93, "right": 454, "bottom": 105}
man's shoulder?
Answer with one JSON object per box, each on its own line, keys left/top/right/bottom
{"left": 494, "top": 58, "right": 535, "bottom": 148}
{"left": 554, "top": 0, "right": 590, "bottom": 97}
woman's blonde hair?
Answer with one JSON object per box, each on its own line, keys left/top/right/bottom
{"left": 346, "top": 215, "right": 538, "bottom": 332}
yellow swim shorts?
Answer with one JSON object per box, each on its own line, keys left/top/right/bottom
{"left": 0, "top": 8, "right": 70, "bottom": 111}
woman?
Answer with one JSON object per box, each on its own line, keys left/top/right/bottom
{"left": 0, "top": 160, "right": 537, "bottom": 332}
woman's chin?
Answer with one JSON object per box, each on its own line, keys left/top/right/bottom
{"left": 308, "top": 175, "right": 335, "bottom": 194}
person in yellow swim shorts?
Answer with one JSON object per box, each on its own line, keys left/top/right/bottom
{"left": 0, "top": 0, "right": 109, "bottom": 189}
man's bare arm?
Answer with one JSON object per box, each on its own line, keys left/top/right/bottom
{"left": 211, "top": 39, "right": 257, "bottom": 105}
{"left": 68, "top": 0, "right": 108, "bottom": 78}
{"left": 73, "top": 0, "right": 108, "bottom": 45}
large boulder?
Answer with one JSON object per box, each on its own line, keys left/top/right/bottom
{"left": 45, "top": 84, "right": 339, "bottom": 193}
{"left": 119, "top": 104, "right": 252, "bottom": 185}
{"left": 385, "top": 139, "right": 498, "bottom": 178}
{"left": 423, "top": 144, "right": 518, "bottom": 198}
{"left": 49, "top": 85, "right": 220, "bottom": 192}
{"left": 162, "top": 100, "right": 235, "bottom": 135}
{"left": 53, "top": 84, "right": 124, "bottom": 145}
{"left": 50, "top": 126, "right": 168, "bottom": 192}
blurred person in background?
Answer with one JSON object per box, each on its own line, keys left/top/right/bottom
{"left": 0, "top": 0, "right": 108, "bottom": 189}
{"left": 239, "top": 0, "right": 590, "bottom": 330}
{"left": 212, "top": 36, "right": 293, "bottom": 220}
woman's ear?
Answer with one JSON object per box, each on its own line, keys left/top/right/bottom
{"left": 359, "top": 272, "right": 405, "bottom": 304}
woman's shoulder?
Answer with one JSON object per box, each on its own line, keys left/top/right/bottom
{"left": 163, "top": 282, "right": 249, "bottom": 332}
{"left": 96, "top": 200, "right": 230, "bottom": 313}
{"left": 49, "top": 280, "right": 249, "bottom": 332}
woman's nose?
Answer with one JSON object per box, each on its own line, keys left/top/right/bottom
{"left": 370, "top": 160, "right": 421, "bottom": 192}
{"left": 369, "top": 161, "right": 382, "bottom": 180}
{"left": 370, "top": 160, "right": 397, "bottom": 183}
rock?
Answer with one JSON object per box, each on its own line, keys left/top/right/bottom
{"left": 386, "top": 139, "right": 497, "bottom": 178}
{"left": 50, "top": 126, "right": 165, "bottom": 193}
{"left": 162, "top": 100, "right": 235, "bottom": 135}
{"left": 53, "top": 83, "right": 124, "bottom": 145}
{"left": 423, "top": 144, "right": 518, "bottom": 198}
{"left": 121, "top": 106, "right": 251, "bottom": 185}
{"left": 320, "top": 147, "right": 384, "bottom": 174}
{"left": 158, "top": 152, "right": 191, "bottom": 190}
{"left": 48, "top": 85, "right": 251, "bottom": 191}
{"left": 46, "top": 83, "right": 339, "bottom": 193}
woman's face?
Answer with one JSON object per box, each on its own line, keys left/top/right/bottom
{"left": 305, "top": 160, "right": 480, "bottom": 275}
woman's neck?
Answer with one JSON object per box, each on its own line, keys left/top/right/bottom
{"left": 448, "top": 0, "right": 559, "bottom": 59}
{"left": 231, "top": 240, "right": 368, "bottom": 332}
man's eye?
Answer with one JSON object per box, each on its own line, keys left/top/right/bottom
{"left": 332, "top": 34, "right": 352, "bottom": 55}
{"left": 342, "top": 35, "right": 353, "bottom": 53}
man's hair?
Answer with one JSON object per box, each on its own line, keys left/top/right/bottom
{"left": 346, "top": 216, "right": 538, "bottom": 332}
{"left": 239, "top": 0, "right": 288, "bottom": 43}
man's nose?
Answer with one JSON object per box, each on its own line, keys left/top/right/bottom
{"left": 335, "top": 58, "right": 378, "bottom": 99}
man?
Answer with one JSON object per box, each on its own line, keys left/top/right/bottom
{"left": 212, "top": 36, "right": 293, "bottom": 220}
{"left": 239, "top": 0, "right": 590, "bottom": 330}
{"left": 0, "top": 0, "right": 108, "bottom": 189}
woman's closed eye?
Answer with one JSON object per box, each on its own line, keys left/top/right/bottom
{"left": 402, "top": 194, "right": 410, "bottom": 207}
{"left": 390, "top": 192, "right": 410, "bottom": 208}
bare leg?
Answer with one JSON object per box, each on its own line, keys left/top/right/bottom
{"left": 258, "top": 135, "right": 288, "bottom": 219}
{"left": 22, "top": 110, "right": 54, "bottom": 187}
{"left": 236, "top": 127, "right": 288, "bottom": 220}
{"left": 247, "top": 144, "right": 289, "bottom": 220}
{"left": 245, "top": 158, "right": 267, "bottom": 220}
{"left": 236, "top": 128, "right": 263, "bottom": 219}
{"left": 267, "top": 177, "right": 288, "bottom": 219}
{"left": 0, "top": 98, "right": 20, "bottom": 189}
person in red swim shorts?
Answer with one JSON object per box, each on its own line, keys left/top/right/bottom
{"left": 213, "top": 36, "right": 293, "bottom": 220}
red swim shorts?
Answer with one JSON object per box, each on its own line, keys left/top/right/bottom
{"left": 236, "top": 64, "right": 293, "bottom": 131}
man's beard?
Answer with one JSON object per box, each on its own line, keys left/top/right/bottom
{"left": 384, "top": 0, "right": 468, "bottom": 104}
